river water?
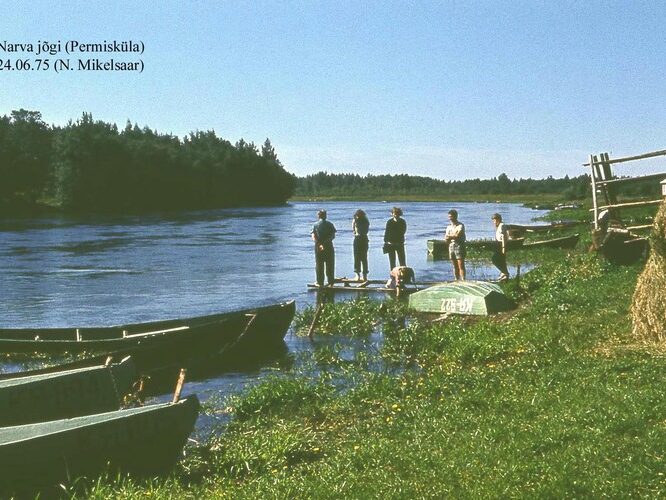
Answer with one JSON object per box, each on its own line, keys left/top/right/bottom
{"left": 0, "top": 201, "right": 545, "bottom": 430}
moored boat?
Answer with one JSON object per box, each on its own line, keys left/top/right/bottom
{"left": 408, "top": 281, "right": 514, "bottom": 315}
{"left": 0, "top": 300, "right": 295, "bottom": 356}
{"left": 0, "top": 396, "right": 199, "bottom": 493}
{"left": 521, "top": 233, "right": 580, "bottom": 250}
{"left": 0, "top": 301, "right": 296, "bottom": 392}
{"left": 427, "top": 237, "right": 525, "bottom": 258}
{"left": 0, "top": 356, "right": 135, "bottom": 427}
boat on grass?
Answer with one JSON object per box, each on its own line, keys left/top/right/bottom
{"left": 0, "top": 356, "right": 135, "bottom": 427}
{"left": 505, "top": 220, "right": 581, "bottom": 234}
{"left": 427, "top": 238, "right": 525, "bottom": 258}
{"left": 408, "top": 281, "right": 514, "bottom": 315}
{"left": 593, "top": 228, "right": 649, "bottom": 265}
{"left": 521, "top": 233, "right": 580, "bottom": 250}
{"left": 0, "top": 396, "right": 199, "bottom": 494}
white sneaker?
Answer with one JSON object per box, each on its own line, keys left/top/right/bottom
{"left": 498, "top": 273, "right": 509, "bottom": 282}
{"left": 354, "top": 273, "right": 361, "bottom": 281}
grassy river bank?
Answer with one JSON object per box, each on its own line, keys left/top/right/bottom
{"left": 81, "top": 229, "right": 666, "bottom": 498}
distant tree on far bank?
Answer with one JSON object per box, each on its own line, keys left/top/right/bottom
{"left": 295, "top": 169, "right": 661, "bottom": 200}
{"left": 295, "top": 171, "right": 594, "bottom": 199}
{"left": 0, "top": 110, "right": 295, "bottom": 214}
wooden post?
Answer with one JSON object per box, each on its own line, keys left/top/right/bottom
{"left": 172, "top": 368, "right": 187, "bottom": 403}
{"left": 602, "top": 152, "right": 620, "bottom": 220}
{"left": 516, "top": 264, "right": 521, "bottom": 286}
{"left": 590, "top": 154, "right": 599, "bottom": 229}
{"left": 308, "top": 304, "right": 323, "bottom": 340}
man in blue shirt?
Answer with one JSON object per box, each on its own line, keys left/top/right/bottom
{"left": 311, "top": 209, "right": 337, "bottom": 287}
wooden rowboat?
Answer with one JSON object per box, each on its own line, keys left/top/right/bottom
{"left": 0, "top": 356, "right": 135, "bottom": 427}
{"left": 0, "top": 301, "right": 295, "bottom": 390}
{"left": 0, "top": 396, "right": 199, "bottom": 493}
{"left": 0, "top": 301, "right": 295, "bottom": 356}
{"left": 427, "top": 238, "right": 525, "bottom": 258}
{"left": 521, "top": 233, "right": 580, "bottom": 250}
{"left": 593, "top": 228, "right": 649, "bottom": 265}
{"left": 408, "top": 281, "right": 514, "bottom": 315}
{"left": 505, "top": 221, "right": 581, "bottom": 233}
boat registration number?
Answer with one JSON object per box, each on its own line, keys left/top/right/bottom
{"left": 440, "top": 297, "right": 473, "bottom": 314}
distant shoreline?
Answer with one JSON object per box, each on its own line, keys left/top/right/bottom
{"left": 289, "top": 193, "right": 563, "bottom": 205}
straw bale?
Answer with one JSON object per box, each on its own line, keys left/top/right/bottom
{"left": 631, "top": 200, "right": 666, "bottom": 342}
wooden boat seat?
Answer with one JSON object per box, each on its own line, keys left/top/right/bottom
{"left": 122, "top": 325, "right": 189, "bottom": 339}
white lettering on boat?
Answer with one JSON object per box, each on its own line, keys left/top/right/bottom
{"left": 440, "top": 297, "right": 473, "bottom": 314}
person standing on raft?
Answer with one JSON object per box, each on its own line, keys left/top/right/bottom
{"left": 311, "top": 209, "right": 337, "bottom": 287}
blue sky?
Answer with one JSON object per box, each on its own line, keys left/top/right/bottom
{"left": 1, "top": 0, "right": 665, "bottom": 179}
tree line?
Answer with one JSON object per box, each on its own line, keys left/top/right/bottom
{"left": 295, "top": 171, "right": 661, "bottom": 200}
{"left": 0, "top": 109, "right": 295, "bottom": 214}
{"left": 2, "top": 109, "right": 660, "bottom": 215}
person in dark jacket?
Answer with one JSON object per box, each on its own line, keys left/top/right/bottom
{"left": 383, "top": 207, "right": 406, "bottom": 270}
{"left": 352, "top": 209, "right": 370, "bottom": 281}
{"left": 311, "top": 209, "right": 337, "bottom": 287}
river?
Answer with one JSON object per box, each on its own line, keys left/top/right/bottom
{"left": 0, "top": 201, "right": 545, "bottom": 430}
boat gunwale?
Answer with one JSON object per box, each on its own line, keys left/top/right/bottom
{"left": 0, "top": 396, "right": 197, "bottom": 446}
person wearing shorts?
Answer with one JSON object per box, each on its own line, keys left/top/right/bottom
{"left": 444, "top": 209, "right": 466, "bottom": 280}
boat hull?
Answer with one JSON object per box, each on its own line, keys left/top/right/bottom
{"left": 427, "top": 238, "right": 524, "bottom": 258}
{"left": 0, "top": 356, "right": 135, "bottom": 427}
{"left": 408, "top": 281, "right": 514, "bottom": 315}
{"left": 0, "top": 396, "right": 199, "bottom": 493}
{"left": 0, "top": 301, "right": 295, "bottom": 356}
{"left": 0, "top": 301, "right": 296, "bottom": 393}
{"left": 521, "top": 233, "right": 580, "bottom": 249}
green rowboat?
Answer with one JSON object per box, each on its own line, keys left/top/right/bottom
{"left": 521, "top": 233, "right": 580, "bottom": 249}
{"left": 408, "top": 281, "right": 514, "bottom": 315}
{"left": 0, "top": 396, "right": 199, "bottom": 493}
{"left": 0, "top": 356, "right": 135, "bottom": 427}
{"left": 427, "top": 238, "right": 525, "bottom": 258}
{"left": 0, "top": 301, "right": 296, "bottom": 394}
{"left": 0, "top": 300, "right": 295, "bottom": 356}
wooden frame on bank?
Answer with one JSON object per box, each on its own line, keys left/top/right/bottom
{"left": 584, "top": 149, "right": 666, "bottom": 229}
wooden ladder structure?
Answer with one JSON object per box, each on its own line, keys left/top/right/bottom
{"left": 584, "top": 149, "right": 666, "bottom": 230}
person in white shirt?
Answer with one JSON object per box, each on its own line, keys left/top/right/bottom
{"left": 491, "top": 213, "right": 509, "bottom": 281}
{"left": 444, "top": 209, "right": 466, "bottom": 280}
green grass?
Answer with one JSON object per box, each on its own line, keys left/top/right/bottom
{"left": 80, "top": 247, "right": 666, "bottom": 498}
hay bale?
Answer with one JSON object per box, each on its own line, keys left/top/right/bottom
{"left": 631, "top": 200, "right": 666, "bottom": 342}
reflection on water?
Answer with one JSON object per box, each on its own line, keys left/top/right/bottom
{"left": 0, "top": 201, "right": 545, "bottom": 431}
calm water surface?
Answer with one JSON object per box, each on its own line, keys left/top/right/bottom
{"left": 0, "top": 201, "right": 545, "bottom": 432}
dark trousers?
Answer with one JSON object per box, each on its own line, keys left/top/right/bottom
{"left": 353, "top": 236, "right": 369, "bottom": 275}
{"left": 491, "top": 244, "right": 509, "bottom": 275}
{"left": 315, "top": 244, "right": 335, "bottom": 286}
{"left": 387, "top": 244, "right": 406, "bottom": 270}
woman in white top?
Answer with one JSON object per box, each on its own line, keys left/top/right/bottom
{"left": 491, "top": 213, "right": 509, "bottom": 281}
{"left": 444, "top": 209, "right": 466, "bottom": 280}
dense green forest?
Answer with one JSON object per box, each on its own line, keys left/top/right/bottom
{"left": 2, "top": 109, "right": 661, "bottom": 215}
{"left": 295, "top": 172, "right": 661, "bottom": 200}
{"left": 0, "top": 110, "right": 295, "bottom": 214}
